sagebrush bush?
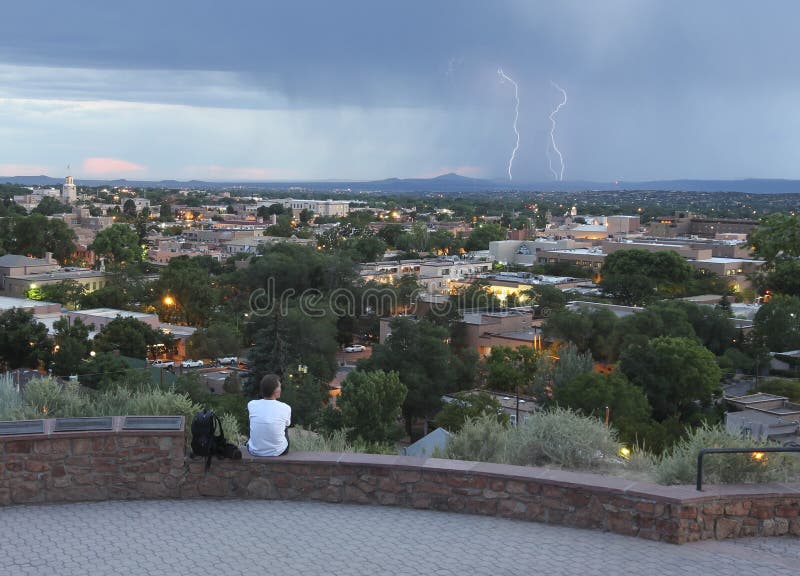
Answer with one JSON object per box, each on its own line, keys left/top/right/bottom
{"left": 443, "top": 414, "right": 510, "bottom": 463}
{"left": 654, "top": 423, "right": 799, "bottom": 485}
{"left": 288, "top": 427, "right": 395, "bottom": 455}
{"left": 506, "top": 406, "right": 620, "bottom": 469}
{"left": 0, "top": 373, "right": 24, "bottom": 420}
{"left": 21, "top": 378, "right": 90, "bottom": 418}
{"left": 219, "top": 412, "right": 244, "bottom": 445}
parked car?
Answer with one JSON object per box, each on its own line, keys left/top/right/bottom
{"left": 217, "top": 356, "right": 238, "bottom": 365}
{"left": 151, "top": 360, "right": 174, "bottom": 368}
{"left": 181, "top": 359, "right": 204, "bottom": 368}
{"left": 344, "top": 344, "right": 366, "bottom": 353}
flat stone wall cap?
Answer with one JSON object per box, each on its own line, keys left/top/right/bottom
{"left": 338, "top": 453, "right": 411, "bottom": 467}
{"left": 470, "top": 462, "right": 554, "bottom": 481}
{"left": 422, "top": 458, "right": 479, "bottom": 472}
{"left": 276, "top": 452, "right": 343, "bottom": 464}
{"left": 678, "top": 481, "right": 800, "bottom": 503}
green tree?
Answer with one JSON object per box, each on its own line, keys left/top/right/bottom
{"left": 753, "top": 294, "right": 800, "bottom": 352}
{"left": 434, "top": 390, "right": 509, "bottom": 433}
{"left": 428, "top": 229, "right": 459, "bottom": 255}
{"left": 548, "top": 342, "right": 594, "bottom": 389}
{"left": 122, "top": 198, "right": 137, "bottom": 217}
{"left": 377, "top": 224, "right": 405, "bottom": 248}
{"left": 246, "top": 307, "right": 339, "bottom": 395}
{"left": 4, "top": 214, "right": 77, "bottom": 263}
{"left": 159, "top": 202, "right": 174, "bottom": 222}
{"left": 78, "top": 352, "right": 137, "bottom": 390}
{"left": 0, "top": 309, "right": 50, "bottom": 371}
{"left": 186, "top": 323, "right": 239, "bottom": 359}
{"left": 409, "top": 222, "right": 430, "bottom": 252}
{"left": 747, "top": 213, "right": 800, "bottom": 263}
{"left": 361, "top": 317, "right": 475, "bottom": 437}
{"left": 338, "top": 370, "right": 407, "bottom": 442}
{"left": 465, "top": 223, "right": 506, "bottom": 251}
{"left": 274, "top": 370, "right": 330, "bottom": 427}
{"left": 454, "top": 279, "right": 501, "bottom": 310}
{"left": 346, "top": 234, "right": 387, "bottom": 263}
{"left": 33, "top": 196, "right": 71, "bottom": 216}
{"left": 619, "top": 336, "right": 722, "bottom": 421}
{"left": 93, "top": 316, "right": 173, "bottom": 359}
{"left": 25, "top": 279, "right": 87, "bottom": 310}
{"left": 600, "top": 249, "right": 693, "bottom": 305}
{"left": 524, "top": 285, "right": 566, "bottom": 318}
{"left": 543, "top": 307, "right": 618, "bottom": 362}
{"left": 153, "top": 257, "right": 217, "bottom": 326}
{"left": 50, "top": 317, "right": 93, "bottom": 377}
{"left": 89, "top": 223, "right": 142, "bottom": 267}
{"left": 482, "top": 345, "right": 540, "bottom": 394}
{"left": 759, "top": 258, "right": 800, "bottom": 297}
{"left": 555, "top": 370, "right": 652, "bottom": 445}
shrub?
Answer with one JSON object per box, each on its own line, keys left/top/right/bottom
{"left": 506, "top": 406, "right": 621, "bottom": 469}
{"left": 0, "top": 373, "right": 23, "bottom": 420}
{"left": 219, "top": 412, "right": 244, "bottom": 445}
{"left": 21, "top": 378, "right": 91, "bottom": 418}
{"left": 654, "top": 423, "right": 799, "bottom": 485}
{"left": 287, "top": 427, "right": 395, "bottom": 455}
{"left": 443, "top": 414, "right": 510, "bottom": 464}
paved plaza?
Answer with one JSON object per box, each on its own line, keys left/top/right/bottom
{"left": 1, "top": 499, "right": 798, "bottom": 575}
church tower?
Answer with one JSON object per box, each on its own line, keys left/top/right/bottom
{"left": 61, "top": 174, "right": 77, "bottom": 203}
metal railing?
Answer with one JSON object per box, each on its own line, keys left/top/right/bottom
{"left": 696, "top": 446, "right": 800, "bottom": 491}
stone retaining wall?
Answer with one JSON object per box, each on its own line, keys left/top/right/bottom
{"left": 1, "top": 420, "right": 799, "bottom": 544}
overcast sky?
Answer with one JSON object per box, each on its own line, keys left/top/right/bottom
{"left": 1, "top": 1, "right": 798, "bottom": 183}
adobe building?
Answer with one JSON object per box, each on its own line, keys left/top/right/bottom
{"left": 0, "top": 254, "right": 60, "bottom": 292}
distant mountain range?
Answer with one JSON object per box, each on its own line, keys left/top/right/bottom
{"left": 3, "top": 172, "right": 800, "bottom": 194}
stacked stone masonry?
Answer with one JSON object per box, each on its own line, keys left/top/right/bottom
{"left": 1, "top": 419, "right": 798, "bottom": 545}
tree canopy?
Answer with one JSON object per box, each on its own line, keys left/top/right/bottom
{"left": 0, "top": 309, "right": 50, "bottom": 371}
{"left": 599, "top": 249, "right": 693, "bottom": 305}
{"left": 619, "top": 336, "right": 722, "bottom": 421}
{"left": 89, "top": 223, "right": 143, "bottom": 267}
{"left": 338, "top": 370, "right": 407, "bottom": 442}
{"left": 360, "top": 317, "right": 476, "bottom": 436}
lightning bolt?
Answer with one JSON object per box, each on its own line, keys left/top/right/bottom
{"left": 498, "top": 68, "right": 520, "bottom": 181}
{"left": 548, "top": 81, "right": 567, "bottom": 181}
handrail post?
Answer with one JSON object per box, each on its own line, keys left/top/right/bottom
{"left": 696, "top": 449, "right": 707, "bottom": 491}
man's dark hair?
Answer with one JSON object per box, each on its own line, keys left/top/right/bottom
{"left": 260, "top": 374, "right": 281, "bottom": 398}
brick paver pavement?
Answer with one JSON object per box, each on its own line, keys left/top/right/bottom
{"left": 1, "top": 499, "right": 798, "bottom": 575}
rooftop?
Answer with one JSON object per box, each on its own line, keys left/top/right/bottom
{"left": 0, "top": 295, "right": 60, "bottom": 311}
{"left": 75, "top": 308, "right": 156, "bottom": 320}
{"left": 7, "top": 268, "right": 105, "bottom": 281}
{"left": 0, "top": 254, "right": 51, "bottom": 267}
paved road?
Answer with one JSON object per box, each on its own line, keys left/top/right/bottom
{"left": 2, "top": 499, "right": 798, "bottom": 576}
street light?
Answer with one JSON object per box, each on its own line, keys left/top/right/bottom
{"left": 163, "top": 295, "right": 175, "bottom": 307}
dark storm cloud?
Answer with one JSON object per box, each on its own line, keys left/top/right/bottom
{"left": 2, "top": 1, "right": 800, "bottom": 180}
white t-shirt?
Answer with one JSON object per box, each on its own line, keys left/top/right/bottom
{"left": 247, "top": 399, "right": 291, "bottom": 457}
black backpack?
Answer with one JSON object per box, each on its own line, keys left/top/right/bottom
{"left": 191, "top": 409, "right": 226, "bottom": 471}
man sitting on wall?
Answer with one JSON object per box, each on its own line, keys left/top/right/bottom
{"left": 247, "top": 374, "right": 291, "bottom": 457}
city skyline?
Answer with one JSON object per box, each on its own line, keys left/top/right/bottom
{"left": 1, "top": 1, "right": 799, "bottom": 182}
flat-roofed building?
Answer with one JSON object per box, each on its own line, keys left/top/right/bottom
{"left": 0, "top": 295, "right": 62, "bottom": 315}
{"left": 607, "top": 215, "right": 641, "bottom": 234}
{"left": 67, "top": 308, "right": 160, "bottom": 331}
{"left": 725, "top": 393, "right": 800, "bottom": 444}
{"left": 2, "top": 268, "right": 108, "bottom": 298}
{"left": 537, "top": 248, "right": 606, "bottom": 272}
{"left": 222, "top": 235, "right": 316, "bottom": 255}
{"left": 689, "top": 257, "right": 764, "bottom": 292}
{"left": 0, "top": 254, "right": 60, "bottom": 292}
{"left": 489, "top": 239, "right": 580, "bottom": 266}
